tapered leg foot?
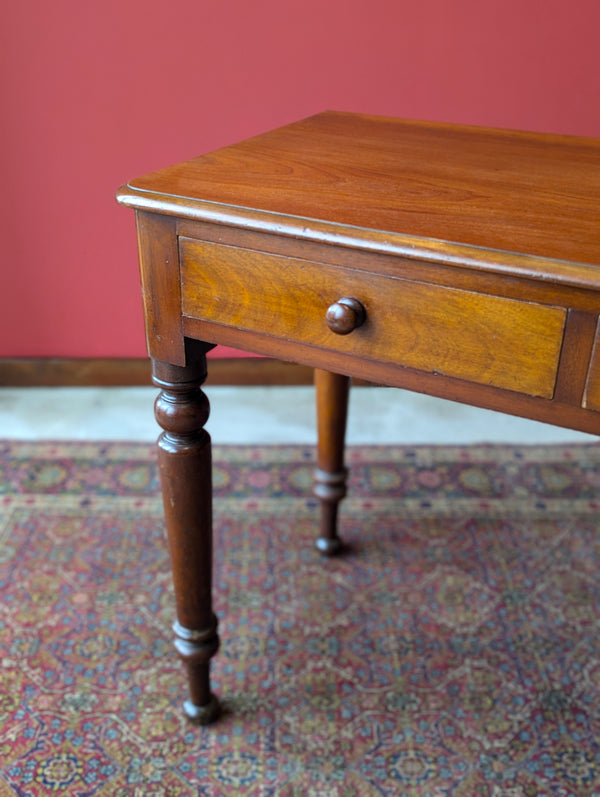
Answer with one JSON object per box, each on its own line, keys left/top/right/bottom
{"left": 173, "top": 619, "right": 221, "bottom": 724}
{"left": 314, "top": 369, "right": 351, "bottom": 555}
{"left": 152, "top": 343, "right": 221, "bottom": 723}
{"left": 314, "top": 473, "right": 345, "bottom": 555}
{"left": 183, "top": 695, "right": 221, "bottom": 725}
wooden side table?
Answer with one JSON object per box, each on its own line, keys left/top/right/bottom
{"left": 117, "top": 111, "right": 600, "bottom": 723}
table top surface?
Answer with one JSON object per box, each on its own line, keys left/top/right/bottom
{"left": 123, "top": 111, "right": 600, "bottom": 268}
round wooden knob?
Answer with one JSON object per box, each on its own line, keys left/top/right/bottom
{"left": 325, "top": 297, "right": 366, "bottom": 335}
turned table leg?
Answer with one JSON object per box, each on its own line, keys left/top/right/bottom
{"left": 152, "top": 350, "right": 220, "bottom": 724}
{"left": 313, "top": 369, "right": 351, "bottom": 555}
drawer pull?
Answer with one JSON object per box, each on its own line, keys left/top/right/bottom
{"left": 325, "top": 297, "right": 366, "bottom": 335}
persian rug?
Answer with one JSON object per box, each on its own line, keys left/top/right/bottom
{"left": 1, "top": 440, "right": 599, "bottom": 796}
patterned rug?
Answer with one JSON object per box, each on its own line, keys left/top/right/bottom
{"left": 1, "top": 440, "right": 600, "bottom": 796}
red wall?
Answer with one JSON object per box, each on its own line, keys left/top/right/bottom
{"left": 2, "top": 0, "right": 599, "bottom": 358}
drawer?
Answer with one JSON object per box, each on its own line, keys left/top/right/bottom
{"left": 179, "top": 238, "right": 566, "bottom": 398}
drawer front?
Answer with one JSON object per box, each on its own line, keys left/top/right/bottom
{"left": 180, "top": 238, "right": 566, "bottom": 398}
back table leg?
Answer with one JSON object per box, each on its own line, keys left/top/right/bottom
{"left": 313, "top": 369, "right": 351, "bottom": 555}
{"left": 152, "top": 349, "right": 220, "bottom": 724}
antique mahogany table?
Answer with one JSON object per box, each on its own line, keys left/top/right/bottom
{"left": 117, "top": 111, "right": 600, "bottom": 724}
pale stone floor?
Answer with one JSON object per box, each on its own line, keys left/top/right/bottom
{"left": 0, "top": 387, "right": 595, "bottom": 445}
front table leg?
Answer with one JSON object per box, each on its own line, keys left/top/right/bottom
{"left": 152, "top": 353, "right": 220, "bottom": 724}
{"left": 313, "top": 369, "right": 351, "bottom": 555}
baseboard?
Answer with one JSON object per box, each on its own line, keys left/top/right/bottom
{"left": 0, "top": 357, "right": 319, "bottom": 387}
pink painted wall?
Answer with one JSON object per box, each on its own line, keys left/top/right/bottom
{"left": 2, "top": 0, "right": 599, "bottom": 358}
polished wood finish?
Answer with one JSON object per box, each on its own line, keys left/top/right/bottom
{"left": 136, "top": 211, "right": 186, "bottom": 365}
{"left": 314, "top": 369, "right": 350, "bottom": 555}
{"left": 325, "top": 298, "right": 366, "bottom": 336}
{"left": 152, "top": 340, "right": 220, "bottom": 724}
{"left": 179, "top": 236, "right": 566, "bottom": 398}
{"left": 124, "top": 111, "right": 600, "bottom": 267}
{"left": 117, "top": 111, "right": 600, "bottom": 722}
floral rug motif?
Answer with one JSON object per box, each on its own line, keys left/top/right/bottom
{"left": 1, "top": 440, "right": 600, "bottom": 796}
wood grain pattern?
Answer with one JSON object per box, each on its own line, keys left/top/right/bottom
{"left": 176, "top": 219, "right": 600, "bottom": 313}
{"left": 135, "top": 211, "right": 186, "bottom": 365}
{"left": 117, "top": 112, "right": 600, "bottom": 725}
{"left": 180, "top": 238, "right": 566, "bottom": 399}
{"left": 121, "top": 111, "right": 600, "bottom": 269}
